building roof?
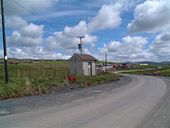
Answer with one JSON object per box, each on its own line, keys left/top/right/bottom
{"left": 69, "top": 54, "right": 98, "bottom": 61}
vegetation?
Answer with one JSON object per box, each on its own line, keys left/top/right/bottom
{"left": 0, "top": 60, "right": 119, "bottom": 100}
{"left": 76, "top": 73, "right": 120, "bottom": 87}
{"left": 0, "top": 76, "right": 69, "bottom": 100}
{"left": 159, "top": 69, "right": 170, "bottom": 76}
{"left": 0, "top": 60, "right": 68, "bottom": 99}
{"left": 134, "top": 64, "right": 159, "bottom": 69}
{"left": 123, "top": 68, "right": 170, "bottom": 76}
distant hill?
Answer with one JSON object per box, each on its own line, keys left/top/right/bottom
{"left": 134, "top": 61, "right": 160, "bottom": 65}
{"left": 161, "top": 61, "right": 170, "bottom": 64}
{"left": 132, "top": 61, "right": 170, "bottom": 65}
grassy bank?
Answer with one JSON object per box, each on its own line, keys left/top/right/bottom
{"left": 0, "top": 61, "right": 68, "bottom": 99}
{"left": 0, "top": 77, "right": 67, "bottom": 100}
{"left": 123, "top": 68, "right": 170, "bottom": 76}
{"left": 0, "top": 62, "right": 119, "bottom": 99}
{"left": 76, "top": 73, "right": 120, "bottom": 87}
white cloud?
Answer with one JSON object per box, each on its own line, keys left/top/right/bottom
{"left": 128, "top": 0, "right": 170, "bottom": 33}
{"left": 3, "top": 0, "right": 59, "bottom": 16}
{"left": 63, "top": 21, "right": 87, "bottom": 38}
{"left": 100, "top": 36, "right": 155, "bottom": 62}
{"left": 20, "top": 23, "right": 44, "bottom": 38}
{"left": 6, "top": 16, "right": 27, "bottom": 29}
{"left": 5, "top": 1, "right": 154, "bottom": 61}
{"left": 84, "top": 48, "right": 92, "bottom": 55}
{"left": 45, "top": 3, "right": 123, "bottom": 50}
{"left": 150, "top": 32, "right": 170, "bottom": 61}
{"left": 5, "top": 47, "right": 70, "bottom": 60}
{"left": 83, "top": 0, "right": 143, "bottom": 10}
{"left": 44, "top": 20, "right": 98, "bottom": 50}
{"left": 7, "top": 16, "right": 44, "bottom": 47}
{"left": 0, "top": 50, "right": 2, "bottom": 57}
{"left": 33, "top": 10, "right": 95, "bottom": 20}
{"left": 46, "top": 30, "right": 97, "bottom": 50}
{"left": 6, "top": 10, "right": 104, "bottom": 52}
{"left": 8, "top": 31, "right": 43, "bottom": 47}
{"left": 126, "top": 0, "right": 170, "bottom": 62}
{"left": 87, "top": 3, "right": 123, "bottom": 33}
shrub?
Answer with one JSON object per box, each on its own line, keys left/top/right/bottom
{"left": 76, "top": 73, "right": 119, "bottom": 87}
{"left": 0, "top": 73, "right": 119, "bottom": 100}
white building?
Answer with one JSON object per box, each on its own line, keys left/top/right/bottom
{"left": 69, "top": 54, "right": 97, "bottom": 76}
{"left": 140, "top": 63, "right": 149, "bottom": 66}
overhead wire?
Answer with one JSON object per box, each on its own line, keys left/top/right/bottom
{"left": 11, "top": 0, "right": 59, "bottom": 31}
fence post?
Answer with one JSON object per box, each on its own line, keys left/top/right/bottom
{"left": 42, "top": 68, "right": 45, "bottom": 80}
{"left": 29, "top": 68, "right": 32, "bottom": 80}
{"left": 17, "top": 65, "right": 20, "bottom": 78}
{"left": 64, "top": 67, "right": 67, "bottom": 79}
{"left": 53, "top": 67, "right": 56, "bottom": 78}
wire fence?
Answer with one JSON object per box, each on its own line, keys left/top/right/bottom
{"left": 0, "top": 64, "right": 69, "bottom": 81}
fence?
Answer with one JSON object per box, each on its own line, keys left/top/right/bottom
{"left": 0, "top": 64, "right": 69, "bottom": 81}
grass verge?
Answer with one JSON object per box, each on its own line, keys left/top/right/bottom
{"left": 76, "top": 73, "right": 120, "bottom": 87}
{"left": 0, "top": 73, "right": 119, "bottom": 100}
{"left": 123, "top": 69, "right": 170, "bottom": 76}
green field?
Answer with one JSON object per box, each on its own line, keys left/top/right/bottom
{"left": 0, "top": 60, "right": 69, "bottom": 99}
{"left": 0, "top": 62, "right": 68, "bottom": 79}
{"left": 0, "top": 59, "right": 119, "bottom": 100}
{"left": 123, "top": 68, "right": 170, "bottom": 76}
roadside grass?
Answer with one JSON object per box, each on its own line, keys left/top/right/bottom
{"left": 134, "top": 64, "right": 159, "bottom": 69}
{"left": 0, "top": 77, "right": 67, "bottom": 100}
{"left": 0, "top": 73, "right": 119, "bottom": 100}
{"left": 76, "top": 73, "right": 120, "bottom": 87}
{"left": 159, "top": 69, "right": 170, "bottom": 76}
{"left": 0, "top": 62, "right": 68, "bottom": 99}
{"left": 123, "top": 68, "right": 170, "bottom": 76}
{"left": 0, "top": 62, "right": 120, "bottom": 100}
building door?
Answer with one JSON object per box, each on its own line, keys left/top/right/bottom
{"left": 88, "top": 62, "right": 92, "bottom": 76}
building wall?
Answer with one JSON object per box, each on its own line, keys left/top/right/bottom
{"left": 69, "top": 56, "right": 96, "bottom": 76}
{"left": 83, "top": 62, "right": 88, "bottom": 75}
{"left": 92, "top": 62, "right": 96, "bottom": 75}
{"left": 83, "top": 61, "right": 96, "bottom": 76}
{"left": 69, "top": 57, "right": 83, "bottom": 75}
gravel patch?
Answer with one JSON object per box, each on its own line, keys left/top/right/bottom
{"left": 0, "top": 110, "right": 10, "bottom": 116}
{"left": 0, "top": 76, "right": 131, "bottom": 116}
{"left": 138, "top": 76, "right": 170, "bottom": 128}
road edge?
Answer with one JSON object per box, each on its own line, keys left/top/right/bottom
{"left": 137, "top": 76, "right": 170, "bottom": 128}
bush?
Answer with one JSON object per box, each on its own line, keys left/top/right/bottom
{"left": 76, "top": 73, "right": 119, "bottom": 87}
{"left": 0, "top": 73, "right": 120, "bottom": 100}
{"left": 124, "top": 68, "right": 170, "bottom": 76}
{"left": 0, "top": 78, "right": 23, "bottom": 99}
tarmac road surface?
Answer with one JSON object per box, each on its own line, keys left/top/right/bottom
{"left": 0, "top": 75, "right": 167, "bottom": 128}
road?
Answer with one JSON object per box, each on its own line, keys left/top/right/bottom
{"left": 0, "top": 75, "right": 167, "bottom": 128}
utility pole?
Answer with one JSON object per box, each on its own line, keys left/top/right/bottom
{"left": 1, "top": 0, "right": 8, "bottom": 83}
{"left": 105, "top": 52, "right": 107, "bottom": 72}
{"left": 105, "top": 52, "right": 107, "bottom": 66}
{"left": 77, "top": 36, "right": 85, "bottom": 54}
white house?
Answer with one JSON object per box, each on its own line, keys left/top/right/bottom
{"left": 140, "top": 63, "right": 149, "bottom": 66}
{"left": 69, "top": 54, "right": 97, "bottom": 76}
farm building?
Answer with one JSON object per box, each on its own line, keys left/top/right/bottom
{"left": 69, "top": 54, "right": 97, "bottom": 76}
{"left": 140, "top": 63, "right": 149, "bottom": 66}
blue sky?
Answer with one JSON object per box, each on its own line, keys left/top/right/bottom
{"left": 0, "top": 0, "right": 170, "bottom": 62}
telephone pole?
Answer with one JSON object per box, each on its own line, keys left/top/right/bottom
{"left": 77, "top": 36, "right": 85, "bottom": 54}
{"left": 1, "top": 0, "right": 8, "bottom": 83}
{"left": 105, "top": 52, "right": 108, "bottom": 65}
{"left": 105, "top": 52, "right": 107, "bottom": 72}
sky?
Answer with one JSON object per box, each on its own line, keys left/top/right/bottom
{"left": 0, "top": 0, "right": 170, "bottom": 62}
